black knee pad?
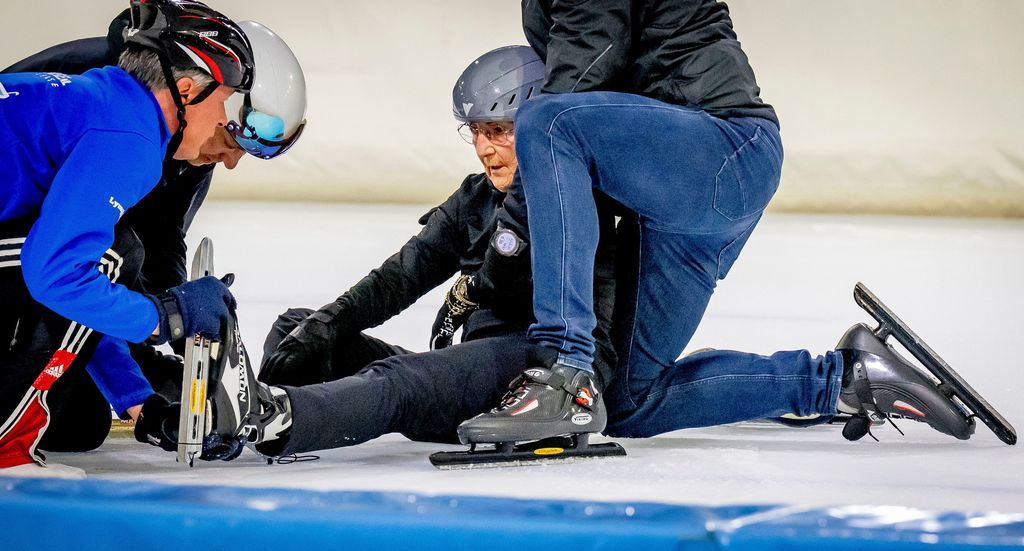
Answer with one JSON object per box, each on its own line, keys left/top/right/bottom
{"left": 263, "top": 307, "right": 314, "bottom": 357}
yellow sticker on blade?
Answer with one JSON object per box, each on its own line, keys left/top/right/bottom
{"left": 190, "top": 380, "right": 199, "bottom": 414}
{"left": 189, "top": 380, "right": 207, "bottom": 414}
{"left": 533, "top": 447, "right": 564, "bottom": 456}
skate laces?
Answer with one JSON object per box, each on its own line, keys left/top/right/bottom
{"left": 850, "top": 406, "right": 906, "bottom": 442}
{"left": 495, "top": 368, "right": 553, "bottom": 412}
{"left": 496, "top": 376, "right": 532, "bottom": 412}
{"left": 881, "top": 412, "right": 905, "bottom": 439}
{"left": 860, "top": 415, "right": 905, "bottom": 443}
{"left": 274, "top": 453, "right": 319, "bottom": 464}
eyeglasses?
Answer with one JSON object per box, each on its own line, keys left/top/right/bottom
{"left": 226, "top": 94, "right": 306, "bottom": 160}
{"left": 457, "top": 122, "right": 515, "bottom": 146}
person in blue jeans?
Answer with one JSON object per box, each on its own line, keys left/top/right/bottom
{"left": 458, "top": 0, "right": 976, "bottom": 447}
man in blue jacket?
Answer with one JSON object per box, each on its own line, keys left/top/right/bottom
{"left": 0, "top": 0, "right": 255, "bottom": 477}
{"left": 2, "top": 12, "right": 307, "bottom": 460}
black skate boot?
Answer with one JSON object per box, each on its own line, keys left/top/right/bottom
{"left": 202, "top": 319, "right": 293, "bottom": 460}
{"left": 432, "top": 364, "right": 625, "bottom": 468}
{"left": 835, "top": 323, "right": 975, "bottom": 441}
{"left": 174, "top": 237, "right": 295, "bottom": 466}
{"left": 837, "top": 283, "right": 1016, "bottom": 444}
{"left": 459, "top": 363, "right": 606, "bottom": 443}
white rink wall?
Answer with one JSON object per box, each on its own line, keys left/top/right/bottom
{"left": 3, "top": 0, "right": 1023, "bottom": 216}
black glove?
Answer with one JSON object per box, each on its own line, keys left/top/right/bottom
{"left": 135, "top": 393, "right": 180, "bottom": 453}
{"left": 134, "top": 393, "right": 245, "bottom": 461}
{"left": 260, "top": 309, "right": 336, "bottom": 385}
{"left": 147, "top": 274, "right": 236, "bottom": 344}
{"left": 429, "top": 274, "right": 480, "bottom": 350}
{"left": 200, "top": 433, "right": 245, "bottom": 461}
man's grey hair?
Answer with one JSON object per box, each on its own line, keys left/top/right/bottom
{"left": 118, "top": 47, "right": 215, "bottom": 94}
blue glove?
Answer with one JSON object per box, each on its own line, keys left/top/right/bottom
{"left": 148, "top": 274, "right": 237, "bottom": 344}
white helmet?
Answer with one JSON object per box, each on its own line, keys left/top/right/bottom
{"left": 224, "top": 20, "right": 307, "bottom": 159}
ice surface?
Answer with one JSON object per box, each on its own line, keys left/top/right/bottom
{"left": 49, "top": 202, "right": 1024, "bottom": 513}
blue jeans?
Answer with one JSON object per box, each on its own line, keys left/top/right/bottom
{"left": 514, "top": 91, "right": 843, "bottom": 436}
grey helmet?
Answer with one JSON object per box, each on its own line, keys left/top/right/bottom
{"left": 224, "top": 21, "right": 307, "bottom": 159}
{"left": 453, "top": 45, "right": 544, "bottom": 122}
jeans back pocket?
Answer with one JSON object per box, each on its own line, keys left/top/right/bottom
{"left": 713, "top": 125, "right": 782, "bottom": 221}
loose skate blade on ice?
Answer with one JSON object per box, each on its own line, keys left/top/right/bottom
{"left": 177, "top": 237, "right": 216, "bottom": 466}
{"left": 429, "top": 435, "right": 626, "bottom": 469}
{"left": 853, "top": 282, "right": 1016, "bottom": 445}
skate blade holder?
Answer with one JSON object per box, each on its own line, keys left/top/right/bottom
{"left": 178, "top": 237, "right": 218, "bottom": 467}
{"left": 429, "top": 434, "right": 626, "bottom": 469}
{"left": 853, "top": 282, "right": 1016, "bottom": 445}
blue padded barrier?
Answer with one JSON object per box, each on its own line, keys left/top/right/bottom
{"left": 1, "top": 476, "right": 1022, "bottom": 550}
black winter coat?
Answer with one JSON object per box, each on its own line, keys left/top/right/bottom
{"left": 522, "top": 0, "right": 777, "bottom": 123}
{"left": 314, "top": 174, "right": 619, "bottom": 385}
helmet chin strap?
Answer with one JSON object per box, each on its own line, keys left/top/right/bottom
{"left": 156, "top": 50, "right": 220, "bottom": 161}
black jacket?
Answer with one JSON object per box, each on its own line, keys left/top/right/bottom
{"left": 522, "top": 0, "right": 777, "bottom": 124}
{"left": 315, "top": 174, "right": 619, "bottom": 385}
{"left": 323, "top": 174, "right": 526, "bottom": 339}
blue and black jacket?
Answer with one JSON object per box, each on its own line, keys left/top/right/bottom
{"left": 0, "top": 66, "right": 170, "bottom": 412}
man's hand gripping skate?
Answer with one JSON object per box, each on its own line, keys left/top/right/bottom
{"left": 146, "top": 274, "right": 237, "bottom": 344}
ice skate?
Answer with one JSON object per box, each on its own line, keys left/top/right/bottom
{"left": 176, "top": 238, "right": 292, "bottom": 465}
{"left": 836, "top": 283, "right": 1015, "bottom": 444}
{"left": 836, "top": 323, "right": 976, "bottom": 440}
{"left": 434, "top": 364, "right": 624, "bottom": 468}
{"left": 190, "top": 316, "right": 293, "bottom": 462}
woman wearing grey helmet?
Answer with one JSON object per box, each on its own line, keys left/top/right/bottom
{"left": 460, "top": 0, "right": 987, "bottom": 455}
{"left": 236, "top": 46, "right": 618, "bottom": 459}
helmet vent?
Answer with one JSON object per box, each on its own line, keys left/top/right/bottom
{"left": 452, "top": 46, "right": 543, "bottom": 122}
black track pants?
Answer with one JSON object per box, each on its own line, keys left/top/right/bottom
{"left": 257, "top": 310, "right": 529, "bottom": 455}
{"left": 1, "top": 219, "right": 143, "bottom": 463}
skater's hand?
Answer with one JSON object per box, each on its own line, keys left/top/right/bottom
{"left": 260, "top": 316, "right": 333, "bottom": 385}
{"left": 430, "top": 274, "right": 479, "bottom": 350}
{"left": 148, "top": 274, "right": 237, "bottom": 344}
{"left": 134, "top": 393, "right": 245, "bottom": 460}
{"left": 135, "top": 393, "right": 180, "bottom": 452}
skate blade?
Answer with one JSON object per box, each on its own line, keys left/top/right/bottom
{"left": 178, "top": 237, "right": 216, "bottom": 466}
{"left": 429, "top": 437, "right": 626, "bottom": 470}
{"left": 854, "top": 282, "right": 1017, "bottom": 445}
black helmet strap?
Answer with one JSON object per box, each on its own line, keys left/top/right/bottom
{"left": 157, "top": 49, "right": 187, "bottom": 160}
{"left": 154, "top": 48, "right": 220, "bottom": 161}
